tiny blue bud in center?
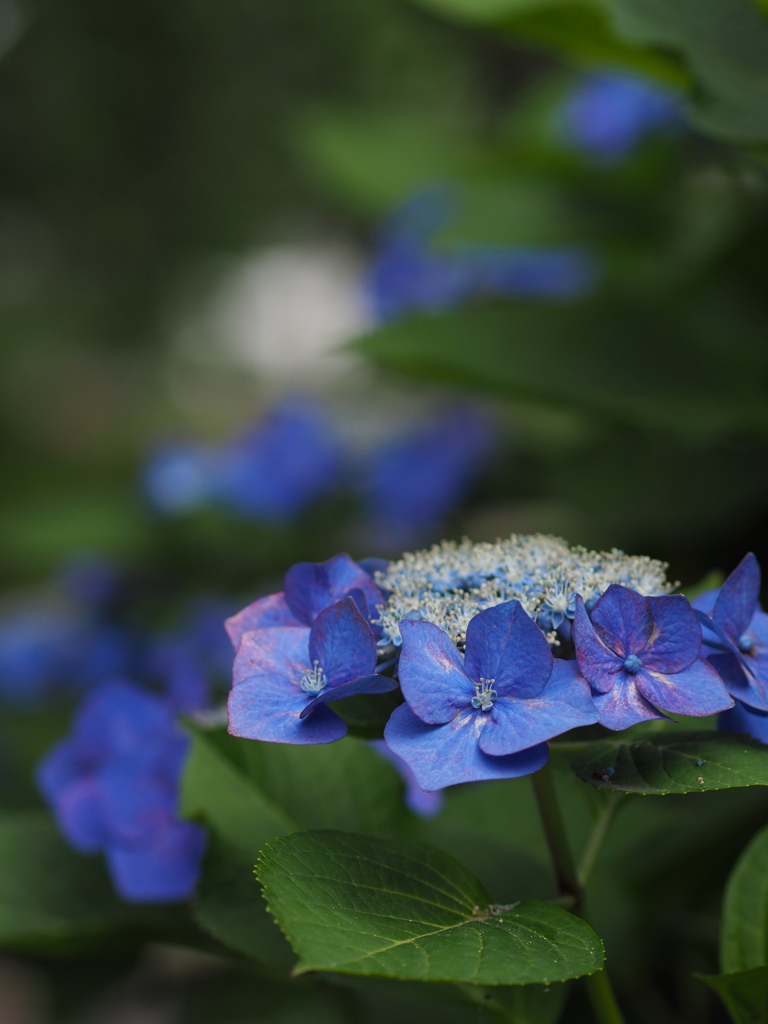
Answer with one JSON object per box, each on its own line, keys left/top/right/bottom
{"left": 623, "top": 654, "right": 643, "bottom": 674}
{"left": 471, "top": 677, "right": 497, "bottom": 711}
{"left": 299, "top": 660, "right": 328, "bottom": 695}
{"left": 738, "top": 633, "right": 754, "bottom": 653}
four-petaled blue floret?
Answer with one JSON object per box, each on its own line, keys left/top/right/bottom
{"left": 384, "top": 600, "right": 597, "bottom": 790}
{"left": 573, "top": 584, "right": 733, "bottom": 730}
{"left": 37, "top": 679, "right": 206, "bottom": 903}
{"left": 225, "top": 552, "right": 387, "bottom": 649}
{"left": 228, "top": 596, "right": 395, "bottom": 745}
{"left": 694, "top": 553, "right": 768, "bottom": 712}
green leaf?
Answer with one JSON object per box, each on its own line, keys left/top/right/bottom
{"left": 721, "top": 823, "right": 768, "bottom": 973}
{"left": 700, "top": 966, "right": 768, "bottom": 1024}
{"left": 0, "top": 812, "right": 173, "bottom": 949}
{"left": 349, "top": 302, "right": 768, "bottom": 438}
{"left": 604, "top": 0, "right": 768, "bottom": 143}
{"left": 570, "top": 731, "right": 768, "bottom": 795}
{"left": 258, "top": 829, "right": 604, "bottom": 984}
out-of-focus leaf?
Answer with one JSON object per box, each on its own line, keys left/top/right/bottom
{"left": 349, "top": 302, "right": 768, "bottom": 437}
{"left": 604, "top": 0, "right": 768, "bottom": 143}
{"left": 700, "top": 966, "right": 768, "bottom": 1024}
{"left": 570, "top": 732, "right": 768, "bottom": 795}
{"left": 258, "top": 829, "right": 604, "bottom": 984}
{"left": 721, "top": 823, "right": 768, "bottom": 973}
{"left": 0, "top": 812, "right": 174, "bottom": 949}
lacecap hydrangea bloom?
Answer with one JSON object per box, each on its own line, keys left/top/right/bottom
{"left": 38, "top": 679, "right": 206, "bottom": 902}
{"left": 226, "top": 535, "right": 743, "bottom": 791}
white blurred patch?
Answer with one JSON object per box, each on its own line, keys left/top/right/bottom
{"left": 184, "top": 242, "right": 372, "bottom": 382}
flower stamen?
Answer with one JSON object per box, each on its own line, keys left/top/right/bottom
{"left": 299, "top": 660, "right": 328, "bottom": 694}
{"left": 471, "top": 677, "right": 497, "bottom": 711}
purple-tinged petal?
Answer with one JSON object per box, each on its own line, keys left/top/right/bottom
{"left": 641, "top": 595, "right": 700, "bottom": 672}
{"left": 692, "top": 589, "right": 719, "bottom": 617}
{"left": 383, "top": 704, "right": 548, "bottom": 790}
{"left": 309, "top": 597, "right": 377, "bottom": 688}
{"left": 573, "top": 596, "right": 622, "bottom": 694}
{"left": 231, "top": 627, "right": 309, "bottom": 688}
{"left": 633, "top": 661, "right": 733, "bottom": 717}
{"left": 284, "top": 553, "right": 385, "bottom": 626}
{"left": 464, "top": 600, "right": 552, "bottom": 699}
{"left": 228, "top": 676, "right": 346, "bottom": 744}
{"left": 225, "top": 592, "right": 300, "bottom": 649}
{"left": 300, "top": 674, "right": 397, "bottom": 720}
{"left": 72, "top": 680, "right": 176, "bottom": 760}
{"left": 478, "top": 660, "right": 598, "bottom": 756}
{"left": 719, "top": 699, "right": 768, "bottom": 744}
{"left": 100, "top": 763, "right": 176, "bottom": 844}
{"left": 107, "top": 820, "right": 206, "bottom": 903}
{"left": 592, "top": 674, "right": 670, "bottom": 730}
{"left": 398, "top": 620, "right": 474, "bottom": 725}
{"left": 591, "top": 585, "right": 653, "bottom": 657}
{"left": 709, "top": 652, "right": 768, "bottom": 711}
{"left": 713, "top": 553, "right": 761, "bottom": 641}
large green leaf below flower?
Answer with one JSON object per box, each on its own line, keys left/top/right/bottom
{"left": 257, "top": 828, "right": 604, "bottom": 984}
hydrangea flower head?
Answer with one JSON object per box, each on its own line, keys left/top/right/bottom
{"left": 573, "top": 585, "right": 733, "bottom": 730}
{"left": 560, "top": 71, "right": 682, "bottom": 162}
{"left": 37, "top": 679, "right": 205, "bottom": 903}
{"left": 375, "top": 534, "right": 672, "bottom": 649}
{"left": 225, "top": 552, "right": 386, "bottom": 649}
{"left": 694, "top": 553, "right": 768, "bottom": 711}
{"left": 228, "top": 597, "right": 395, "bottom": 745}
{"left": 384, "top": 600, "right": 596, "bottom": 790}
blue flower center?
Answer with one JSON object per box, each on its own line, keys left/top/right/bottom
{"left": 623, "top": 654, "right": 643, "bottom": 674}
{"left": 299, "top": 660, "right": 328, "bottom": 694}
{"left": 738, "top": 633, "right": 754, "bottom": 654}
{"left": 471, "top": 677, "right": 497, "bottom": 711}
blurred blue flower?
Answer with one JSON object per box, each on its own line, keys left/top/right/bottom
{"left": 573, "top": 585, "right": 732, "bottom": 730}
{"left": 143, "top": 442, "right": 211, "bottom": 515}
{"left": 37, "top": 679, "right": 206, "bottom": 903}
{"left": 0, "top": 607, "right": 81, "bottom": 705}
{"left": 384, "top": 600, "right": 594, "bottom": 790}
{"left": 560, "top": 72, "right": 682, "bottom": 163}
{"left": 57, "top": 555, "right": 124, "bottom": 610}
{"left": 228, "top": 597, "right": 395, "bottom": 745}
{"left": 209, "top": 397, "right": 341, "bottom": 522}
{"left": 362, "top": 408, "right": 496, "bottom": 547}
{"left": 368, "top": 186, "right": 597, "bottom": 323}
{"left": 694, "top": 553, "right": 768, "bottom": 712}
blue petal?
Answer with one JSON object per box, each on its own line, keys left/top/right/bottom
{"left": 709, "top": 652, "right": 768, "bottom": 711}
{"left": 463, "top": 600, "right": 552, "bottom": 699}
{"left": 398, "top": 620, "right": 473, "bottom": 725}
{"left": 714, "top": 553, "right": 761, "bottom": 642}
{"left": 300, "top": 674, "right": 397, "bottom": 720}
{"left": 284, "top": 553, "right": 385, "bottom": 627}
{"left": 225, "top": 592, "right": 300, "bottom": 649}
{"left": 383, "top": 704, "right": 548, "bottom": 790}
{"left": 52, "top": 776, "right": 108, "bottom": 853}
{"left": 228, "top": 676, "right": 347, "bottom": 744}
{"left": 231, "top": 627, "right": 309, "bottom": 688}
{"left": 591, "top": 585, "right": 653, "bottom": 658}
{"left": 309, "top": 597, "right": 377, "bottom": 688}
{"left": 100, "top": 762, "right": 176, "bottom": 844}
{"left": 633, "top": 661, "right": 733, "bottom": 717}
{"left": 106, "top": 820, "right": 207, "bottom": 903}
{"left": 592, "top": 673, "right": 670, "bottom": 730}
{"left": 478, "top": 660, "right": 598, "bottom": 756}
{"left": 719, "top": 699, "right": 768, "bottom": 744}
{"left": 73, "top": 680, "right": 176, "bottom": 760}
{"left": 573, "top": 596, "right": 623, "bottom": 694}
{"left": 641, "top": 595, "right": 701, "bottom": 672}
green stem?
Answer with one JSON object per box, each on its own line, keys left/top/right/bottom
{"left": 577, "top": 792, "right": 623, "bottom": 888}
{"left": 531, "top": 762, "right": 582, "bottom": 904}
{"left": 530, "top": 765, "right": 628, "bottom": 1024}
